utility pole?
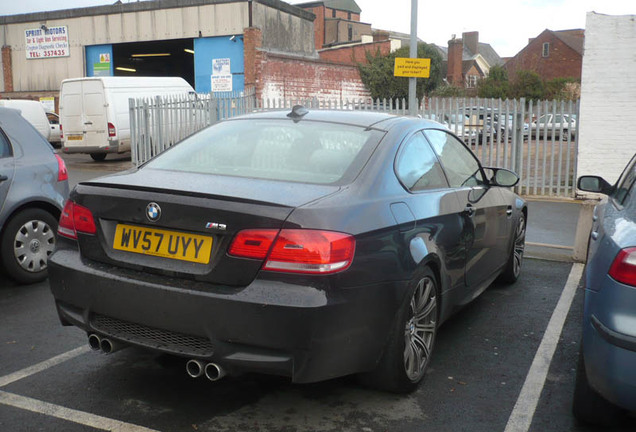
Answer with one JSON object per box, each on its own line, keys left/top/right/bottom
{"left": 408, "top": 0, "right": 418, "bottom": 116}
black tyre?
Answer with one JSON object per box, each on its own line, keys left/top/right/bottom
{"left": 90, "top": 153, "right": 107, "bottom": 162}
{"left": 572, "top": 349, "right": 622, "bottom": 425}
{"left": 359, "top": 266, "right": 439, "bottom": 393}
{"left": 499, "top": 213, "right": 526, "bottom": 284}
{"left": 0, "top": 208, "right": 58, "bottom": 284}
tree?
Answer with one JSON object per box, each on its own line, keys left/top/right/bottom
{"left": 358, "top": 43, "right": 443, "bottom": 101}
{"left": 477, "top": 65, "right": 509, "bottom": 99}
{"left": 509, "top": 70, "right": 544, "bottom": 100}
{"left": 544, "top": 77, "right": 580, "bottom": 101}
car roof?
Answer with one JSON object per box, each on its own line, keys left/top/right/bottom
{"left": 228, "top": 108, "right": 443, "bottom": 131}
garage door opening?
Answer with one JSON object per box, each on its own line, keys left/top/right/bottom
{"left": 112, "top": 38, "right": 195, "bottom": 88}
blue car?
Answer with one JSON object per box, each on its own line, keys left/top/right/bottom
{"left": 573, "top": 153, "right": 636, "bottom": 425}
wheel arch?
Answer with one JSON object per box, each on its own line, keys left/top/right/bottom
{"left": 0, "top": 200, "right": 61, "bottom": 236}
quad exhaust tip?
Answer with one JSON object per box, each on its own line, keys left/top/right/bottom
{"left": 88, "top": 334, "right": 126, "bottom": 354}
{"left": 186, "top": 359, "right": 226, "bottom": 381}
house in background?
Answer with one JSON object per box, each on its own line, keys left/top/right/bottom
{"left": 504, "top": 29, "right": 584, "bottom": 81}
{"left": 435, "top": 31, "right": 504, "bottom": 89}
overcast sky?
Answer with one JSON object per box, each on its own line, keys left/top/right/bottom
{"left": 1, "top": 0, "right": 634, "bottom": 57}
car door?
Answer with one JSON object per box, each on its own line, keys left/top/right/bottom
{"left": 0, "top": 128, "right": 15, "bottom": 216}
{"left": 423, "top": 129, "right": 510, "bottom": 288}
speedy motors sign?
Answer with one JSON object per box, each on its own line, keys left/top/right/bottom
{"left": 25, "top": 26, "right": 70, "bottom": 59}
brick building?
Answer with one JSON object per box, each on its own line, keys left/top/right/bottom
{"left": 295, "top": 0, "right": 396, "bottom": 66}
{"left": 504, "top": 29, "right": 584, "bottom": 82}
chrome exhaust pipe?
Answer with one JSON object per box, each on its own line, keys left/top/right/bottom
{"left": 204, "top": 363, "right": 226, "bottom": 382}
{"left": 88, "top": 334, "right": 101, "bottom": 351}
{"left": 186, "top": 359, "right": 205, "bottom": 378}
{"left": 99, "top": 338, "right": 125, "bottom": 354}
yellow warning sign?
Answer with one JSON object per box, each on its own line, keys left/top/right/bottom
{"left": 394, "top": 58, "right": 430, "bottom": 78}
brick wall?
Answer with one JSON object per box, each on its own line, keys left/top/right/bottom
{"left": 258, "top": 52, "right": 370, "bottom": 101}
{"left": 302, "top": 5, "right": 325, "bottom": 50}
{"left": 318, "top": 40, "right": 390, "bottom": 65}
{"left": 504, "top": 30, "right": 582, "bottom": 81}
{"left": 578, "top": 13, "right": 636, "bottom": 184}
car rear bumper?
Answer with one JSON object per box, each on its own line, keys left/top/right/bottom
{"left": 582, "top": 284, "right": 636, "bottom": 411}
{"left": 48, "top": 248, "right": 407, "bottom": 383}
{"left": 61, "top": 140, "right": 122, "bottom": 154}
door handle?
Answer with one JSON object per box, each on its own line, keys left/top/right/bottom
{"left": 84, "top": 121, "right": 93, "bottom": 125}
{"left": 591, "top": 231, "right": 599, "bottom": 240}
{"left": 0, "top": 175, "right": 7, "bottom": 182}
{"left": 464, "top": 205, "right": 474, "bottom": 217}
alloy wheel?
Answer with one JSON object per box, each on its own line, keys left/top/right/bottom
{"left": 403, "top": 276, "right": 437, "bottom": 381}
{"left": 513, "top": 216, "right": 526, "bottom": 278}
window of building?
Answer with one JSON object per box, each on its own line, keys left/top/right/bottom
{"left": 332, "top": 9, "right": 336, "bottom": 18}
{"left": 466, "top": 75, "right": 479, "bottom": 88}
{"left": 542, "top": 42, "right": 550, "bottom": 57}
{"left": 348, "top": 25, "right": 353, "bottom": 41}
{"left": 348, "top": 12, "right": 351, "bottom": 20}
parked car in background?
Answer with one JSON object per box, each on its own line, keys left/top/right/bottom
{"left": 443, "top": 113, "right": 479, "bottom": 142}
{"left": 532, "top": 113, "right": 576, "bottom": 140}
{"left": 47, "top": 112, "right": 62, "bottom": 146}
{"left": 573, "top": 153, "right": 636, "bottom": 425}
{"left": 0, "top": 107, "right": 69, "bottom": 284}
{"left": 49, "top": 107, "right": 527, "bottom": 392}
{"left": 0, "top": 99, "right": 51, "bottom": 142}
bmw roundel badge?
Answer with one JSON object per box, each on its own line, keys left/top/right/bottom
{"left": 146, "top": 202, "right": 161, "bottom": 222}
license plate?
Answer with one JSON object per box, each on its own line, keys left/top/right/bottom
{"left": 113, "top": 224, "right": 213, "bottom": 264}
{"left": 67, "top": 135, "right": 83, "bottom": 141}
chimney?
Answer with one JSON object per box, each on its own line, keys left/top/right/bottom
{"left": 462, "top": 31, "right": 478, "bottom": 55}
{"left": 447, "top": 38, "right": 463, "bottom": 86}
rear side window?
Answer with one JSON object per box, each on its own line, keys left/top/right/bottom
{"left": 146, "top": 119, "right": 385, "bottom": 185}
{"left": 614, "top": 155, "right": 636, "bottom": 206}
{"left": 423, "top": 129, "right": 485, "bottom": 188}
{"left": 0, "top": 128, "right": 12, "bottom": 158}
{"left": 395, "top": 132, "right": 448, "bottom": 191}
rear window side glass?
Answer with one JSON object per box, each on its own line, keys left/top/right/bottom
{"left": 0, "top": 128, "right": 12, "bottom": 158}
{"left": 614, "top": 156, "right": 636, "bottom": 206}
{"left": 423, "top": 129, "right": 485, "bottom": 188}
{"left": 395, "top": 132, "right": 448, "bottom": 191}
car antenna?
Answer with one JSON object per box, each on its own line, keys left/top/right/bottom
{"left": 287, "top": 105, "right": 308, "bottom": 122}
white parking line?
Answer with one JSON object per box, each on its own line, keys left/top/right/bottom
{"left": 0, "top": 345, "right": 90, "bottom": 388}
{"left": 0, "top": 390, "right": 159, "bottom": 432}
{"left": 0, "top": 345, "right": 160, "bottom": 431}
{"left": 504, "top": 262, "right": 584, "bottom": 432}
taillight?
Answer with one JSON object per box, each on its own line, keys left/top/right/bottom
{"left": 55, "top": 154, "right": 68, "bottom": 182}
{"left": 228, "top": 229, "right": 278, "bottom": 259}
{"left": 108, "top": 122, "right": 116, "bottom": 137}
{"left": 60, "top": 123, "right": 63, "bottom": 139}
{"left": 58, "top": 200, "right": 97, "bottom": 240}
{"left": 229, "top": 229, "right": 355, "bottom": 274}
{"left": 609, "top": 247, "right": 636, "bottom": 287}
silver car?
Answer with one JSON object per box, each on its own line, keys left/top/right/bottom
{"left": 0, "top": 107, "right": 69, "bottom": 284}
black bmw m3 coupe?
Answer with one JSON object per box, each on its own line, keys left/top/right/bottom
{"left": 49, "top": 107, "right": 526, "bottom": 393}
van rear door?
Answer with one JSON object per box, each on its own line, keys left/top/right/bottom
{"left": 61, "top": 80, "right": 109, "bottom": 150}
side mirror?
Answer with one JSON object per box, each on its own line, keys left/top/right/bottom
{"left": 485, "top": 167, "right": 519, "bottom": 187}
{"left": 577, "top": 175, "right": 614, "bottom": 195}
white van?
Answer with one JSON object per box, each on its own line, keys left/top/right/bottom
{"left": 0, "top": 100, "right": 51, "bottom": 141}
{"left": 59, "top": 77, "right": 194, "bottom": 161}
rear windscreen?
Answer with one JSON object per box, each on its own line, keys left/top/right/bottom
{"left": 146, "top": 118, "right": 385, "bottom": 185}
